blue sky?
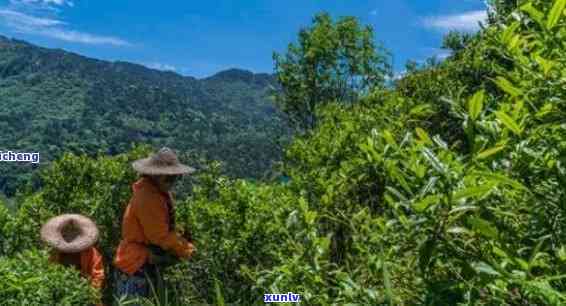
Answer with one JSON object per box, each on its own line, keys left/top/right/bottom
{"left": 0, "top": 0, "right": 488, "bottom": 78}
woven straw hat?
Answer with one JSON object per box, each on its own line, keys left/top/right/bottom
{"left": 40, "top": 214, "right": 99, "bottom": 253}
{"left": 132, "top": 147, "right": 195, "bottom": 176}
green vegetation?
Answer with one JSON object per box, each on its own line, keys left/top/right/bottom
{"left": 0, "top": 249, "right": 98, "bottom": 305}
{"left": 1, "top": 0, "right": 566, "bottom": 304}
{"left": 273, "top": 12, "right": 391, "bottom": 131}
{"left": 0, "top": 39, "right": 291, "bottom": 196}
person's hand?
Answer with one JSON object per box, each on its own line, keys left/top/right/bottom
{"left": 148, "top": 246, "right": 178, "bottom": 266}
{"left": 184, "top": 241, "right": 196, "bottom": 259}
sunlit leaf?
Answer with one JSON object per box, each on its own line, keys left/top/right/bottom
{"left": 447, "top": 226, "right": 473, "bottom": 235}
{"left": 472, "top": 261, "right": 501, "bottom": 276}
{"left": 534, "top": 54, "right": 556, "bottom": 76}
{"left": 413, "top": 194, "right": 441, "bottom": 212}
{"left": 415, "top": 127, "right": 432, "bottom": 144}
{"left": 547, "top": 0, "right": 566, "bottom": 30}
{"left": 494, "top": 77, "right": 523, "bottom": 97}
{"left": 382, "top": 130, "right": 397, "bottom": 147}
{"left": 471, "top": 171, "right": 529, "bottom": 191}
{"left": 468, "top": 89, "right": 485, "bottom": 120}
{"left": 449, "top": 205, "right": 479, "bottom": 215}
{"left": 501, "top": 21, "right": 520, "bottom": 44}
{"left": 477, "top": 145, "right": 506, "bottom": 159}
{"left": 422, "top": 148, "right": 446, "bottom": 175}
{"left": 520, "top": 2, "right": 545, "bottom": 27}
{"left": 495, "top": 111, "right": 523, "bottom": 136}
{"left": 468, "top": 216, "right": 499, "bottom": 239}
{"left": 453, "top": 183, "right": 495, "bottom": 200}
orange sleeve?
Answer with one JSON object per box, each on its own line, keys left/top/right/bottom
{"left": 135, "top": 193, "right": 194, "bottom": 259}
{"left": 89, "top": 248, "right": 105, "bottom": 290}
{"left": 81, "top": 247, "right": 105, "bottom": 290}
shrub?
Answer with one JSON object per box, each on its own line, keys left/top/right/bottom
{"left": 0, "top": 249, "right": 98, "bottom": 305}
{"left": 9, "top": 144, "right": 152, "bottom": 258}
{"left": 0, "top": 204, "right": 11, "bottom": 256}
{"left": 165, "top": 162, "right": 299, "bottom": 305}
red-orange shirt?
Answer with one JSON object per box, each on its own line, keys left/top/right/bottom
{"left": 50, "top": 246, "right": 105, "bottom": 290}
{"left": 113, "top": 177, "right": 194, "bottom": 275}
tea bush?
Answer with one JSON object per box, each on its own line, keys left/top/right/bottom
{"left": 6, "top": 144, "right": 152, "bottom": 258}
{"left": 2, "top": 0, "right": 565, "bottom": 305}
{"left": 161, "top": 162, "right": 300, "bottom": 304}
{"left": 0, "top": 249, "right": 98, "bottom": 305}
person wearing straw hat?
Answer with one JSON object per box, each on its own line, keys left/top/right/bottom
{"left": 113, "top": 147, "right": 196, "bottom": 301}
{"left": 41, "top": 214, "right": 105, "bottom": 306}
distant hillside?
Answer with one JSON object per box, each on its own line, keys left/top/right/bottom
{"left": 0, "top": 35, "right": 291, "bottom": 196}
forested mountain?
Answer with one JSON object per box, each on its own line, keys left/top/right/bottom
{"left": 0, "top": 35, "right": 291, "bottom": 196}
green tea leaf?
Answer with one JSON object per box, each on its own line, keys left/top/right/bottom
{"left": 214, "top": 278, "right": 226, "bottom": 306}
{"left": 472, "top": 261, "right": 501, "bottom": 276}
{"left": 386, "top": 185, "right": 409, "bottom": 203}
{"left": 520, "top": 2, "right": 545, "bottom": 27}
{"left": 507, "top": 34, "right": 522, "bottom": 52}
{"left": 501, "top": 21, "right": 520, "bottom": 44}
{"left": 534, "top": 54, "right": 556, "bottom": 76}
{"left": 422, "top": 148, "right": 446, "bottom": 175}
{"left": 419, "top": 176, "right": 438, "bottom": 196}
{"left": 495, "top": 111, "right": 523, "bottom": 136}
{"left": 453, "top": 184, "right": 495, "bottom": 201}
{"left": 547, "top": 0, "right": 566, "bottom": 30}
{"left": 471, "top": 171, "right": 529, "bottom": 192}
{"left": 468, "top": 216, "right": 499, "bottom": 239}
{"left": 468, "top": 89, "right": 485, "bottom": 120}
{"left": 382, "top": 130, "right": 397, "bottom": 147}
{"left": 477, "top": 145, "right": 506, "bottom": 159}
{"left": 413, "top": 195, "right": 441, "bottom": 212}
{"left": 494, "top": 77, "right": 522, "bottom": 97}
{"left": 415, "top": 127, "right": 432, "bottom": 144}
{"left": 447, "top": 226, "right": 472, "bottom": 235}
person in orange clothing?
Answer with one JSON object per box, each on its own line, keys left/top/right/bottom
{"left": 41, "top": 214, "right": 105, "bottom": 306}
{"left": 114, "top": 147, "right": 196, "bottom": 302}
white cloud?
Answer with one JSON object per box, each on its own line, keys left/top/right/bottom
{"left": 144, "top": 62, "right": 177, "bottom": 72}
{"left": 0, "top": 8, "right": 130, "bottom": 46}
{"left": 423, "top": 10, "right": 487, "bottom": 32}
{"left": 0, "top": 9, "right": 65, "bottom": 27}
{"left": 39, "top": 28, "right": 131, "bottom": 46}
{"left": 14, "top": 0, "right": 73, "bottom": 7}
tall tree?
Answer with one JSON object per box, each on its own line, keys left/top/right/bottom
{"left": 273, "top": 12, "right": 391, "bottom": 131}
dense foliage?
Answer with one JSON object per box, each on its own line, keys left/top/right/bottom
{"left": 0, "top": 249, "right": 98, "bottom": 305}
{"left": 1, "top": 0, "right": 565, "bottom": 304}
{"left": 273, "top": 12, "right": 391, "bottom": 131}
{"left": 0, "top": 39, "right": 291, "bottom": 196}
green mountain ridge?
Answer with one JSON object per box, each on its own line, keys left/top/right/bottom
{"left": 0, "top": 34, "right": 291, "bottom": 196}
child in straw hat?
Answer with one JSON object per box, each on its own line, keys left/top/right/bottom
{"left": 41, "top": 214, "right": 105, "bottom": 306}
{"left": 113, "top": 147, "right": 196, "bottom": 302}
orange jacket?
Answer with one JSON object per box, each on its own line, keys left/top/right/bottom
{"left": 50, "top": 246, "right": 105, "bottom": 290}
{"left": 113, "top": 177, "right": 194, "bottom": 275}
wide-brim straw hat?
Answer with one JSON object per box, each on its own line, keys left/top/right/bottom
{"left": 40, "top": 214, "right": 99, "bottom": 253}
{"left": 132, "top": 147, "right": 195, "bottom": 176}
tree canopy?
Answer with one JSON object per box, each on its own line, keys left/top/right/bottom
{"left": 273, "top": 12, "right": 391, "bottom": 131}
